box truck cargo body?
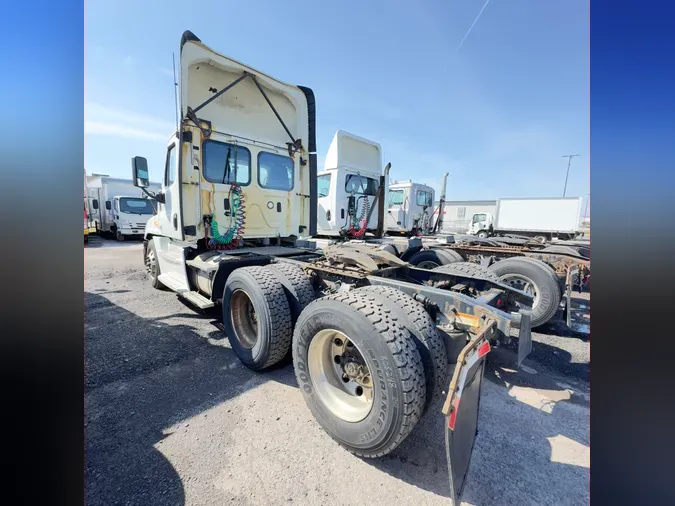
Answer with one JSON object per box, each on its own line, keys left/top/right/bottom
{"left": 467, "top": 197, "right": 583, "bottom": 240}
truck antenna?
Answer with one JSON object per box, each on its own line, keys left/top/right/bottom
{"left": 172, "top": 52, "right": 179, "bottom": 130}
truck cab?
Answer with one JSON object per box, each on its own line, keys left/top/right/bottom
{"left": 467, "top": 211, "right": 494, "bottom": 237}
{"left": 103, "top": 196, "right": 157, "bottom": 241}
{"left": 316, "top": 130, "right": 389, "bottom": 238}
{"left": 386, "top": 181, "right": 435, "bottom": 235}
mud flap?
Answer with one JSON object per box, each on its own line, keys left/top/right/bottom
{"left": 517, "top": 310, "right": 533, "bottom": 368}
{"left": 441, "top": 323, "right": 493, "bottom": 505}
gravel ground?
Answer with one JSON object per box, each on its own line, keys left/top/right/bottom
{"left": 85, "top": 237, "right": 590, "bottom": 506}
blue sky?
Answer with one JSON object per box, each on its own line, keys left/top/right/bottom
{"left": 85, "top": 0, "right": 589, "bottom": 209}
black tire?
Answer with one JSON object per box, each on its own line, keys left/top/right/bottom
{"left": 356, "top": 285, "right": 448, "bottom": 411}
{"left": 292, "top": 291, "right": 426, "bottom": 458}
{"left": 116, "top": 230, "right": 125, "bottom": 242}
{"left": 477, "top": 230, "right": 489, "bottom": 239}
{"left": 223, "top": 266, "right": 292, "bottom": 371}
{"left": 433, "top": 261, "right": 501, "bottom": 282}
{"left": 488, "top": 257, "right": 561, "bottom": 327}
{"left": 540, "top": 245, "right": 589, "bottom": 260}
{"left": 378, "top": 244, "right": 400, "bottom": 257}
{"left": 408, "top": 248, "right": 463, "bottom": 269}
{"left": 144, "top": 240, "right": 164, "bottom": 290}
{"left": 266, "top": 262, "right": 316, "bottom": 324}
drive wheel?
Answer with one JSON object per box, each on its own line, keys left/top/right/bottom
{"left": 223, "top": 266, "right": 292, "bottom": 370}
{"left": 433, "top": 261, "right": 501, "bottom": 282}
{"left": 293, "top": 291, "right": 426, "bottom": 457}
{"left": 488, "top": 257, "right": 561, "bottom": 327}
{"left": 408, "top": 248, "right": 463, "bottom": 270}
{"left": 356, "top": 285, "right": 448, "bottom": 412}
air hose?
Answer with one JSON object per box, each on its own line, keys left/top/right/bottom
{"left": 347, "top": 195, "right": 369, "bottom": 238}
{"left": 206, "top": 184, "right": 246, "bottom": 250}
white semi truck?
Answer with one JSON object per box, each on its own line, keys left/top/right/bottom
{"left": 131, "top": 31, "right": 535, "bottom": 504}
{"left": 316, "top": 130, "right": 390, "bottom": 238}
{"left": 87, "top": 175, "right": 161, "bottom": 241}
{"left": 385, "top": 179, "right": 440, "bottom": 236}
{"left": 467, "top": 197, "right": 584, "bottom": 241}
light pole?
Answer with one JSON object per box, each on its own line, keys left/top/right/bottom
{"left": 562, "top": 154, "right": 579, "bottom": 197}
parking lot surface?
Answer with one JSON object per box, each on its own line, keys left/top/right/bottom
{"left": 85, "top": 237, "right": 590, "bottom": 506}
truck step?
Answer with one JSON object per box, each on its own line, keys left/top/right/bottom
{"left": 158, "top": 273, "right": 189, "bottom": 293}
{"left": 180, "top": 291, "right": 215, "bottom": 309}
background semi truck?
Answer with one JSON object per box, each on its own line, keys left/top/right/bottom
{"left": 467, "top": 197, "right": 584, "bottom": 241}
{"left": 130, "top": 30, "right": 535, "bottom": 504}
{"left": 385, "top": 179, "right": 438, "bottom": 236}
{"left": 86, "top": 175, "right": 161, "bottom": 241}
{"left": 311, "top": 137, "right": 589, "bottom": 332}
{"left": 316, "top": 130, "right": 390, "bottom": 238}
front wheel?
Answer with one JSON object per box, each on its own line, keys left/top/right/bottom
{"left": 144, "top": 240, "right": 164, "bottom": 289}
{"left": 292, "top": 291, "right": 426, "bottom": 457}
{"left": 116, "top": 230, "right": 125, "bottom": 242}
{"left": 476, "top": 230, "right": 489, "bottom": 239}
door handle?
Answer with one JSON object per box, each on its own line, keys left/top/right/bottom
{"left": 173, "top": 214, "right": 178, "bottom": 230}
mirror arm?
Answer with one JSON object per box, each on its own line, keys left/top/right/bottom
{"left": 140, "top": 188, "right": 156, "bottom": 199}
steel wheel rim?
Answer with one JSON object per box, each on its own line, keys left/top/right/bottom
{"left": 417, "top": 260, "right": 440, "bottom": 270}
{"left": 500, "top": 274, "right": 540, "bottom": 308}
{"left": 230, "top": 290, "right": 258, "bottom": 349}
{"left": 146, "top": 248, "right": 157, "bottom": 278}
{"left": 308, "top": 329, "right": 374, "bottom": 423}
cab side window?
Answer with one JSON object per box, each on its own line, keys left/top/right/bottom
{"left": 165, "top": 145, "right": 177, "bottom": 186}
{"left": 317, "top": 174, "right": 331, "bottom": 197}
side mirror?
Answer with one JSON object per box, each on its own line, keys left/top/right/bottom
{"left": 105, "top": 201, "right": 111, "bottom": 211}
{"left": 131, "top": 156, "right": 150, "bottom": 188}
{"left": 92, "top": 199, "right": 99, "bottom": 210}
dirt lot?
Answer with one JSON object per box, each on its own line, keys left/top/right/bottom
{"left": 85, "top": 237, "right": 590, "bottom": 506}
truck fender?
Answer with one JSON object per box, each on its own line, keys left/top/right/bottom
{"left": 143, "top": 215, "right": 162, "bottom": 240}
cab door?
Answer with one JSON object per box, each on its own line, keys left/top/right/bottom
{"left": 386, "top": 189, "right": 407, "bottom": 230}
{"left": 156, "top": 135, "right": 183, "bottom": 241}
{"left": 317, "top": 172, "right": 335, "bottom": 233}
{"left": 251, "top": 150, "right": 297, "bottom": 237}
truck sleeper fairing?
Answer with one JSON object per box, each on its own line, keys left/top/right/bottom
{"left": 177, "top": 31, "right": 316, "bottom": 244}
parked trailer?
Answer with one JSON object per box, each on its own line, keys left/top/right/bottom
{"left": 131, "top": 31, "right": 534, "bottom": 504}
{"left": 467, "top": 197, "right": 584, "bottom": 241}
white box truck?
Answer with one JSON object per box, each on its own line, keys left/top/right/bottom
{"left": 87, "top": 175, "right": 161, "bottom": 241}
{"left": 467, "top": 197, "right": 583, "bottom": 241}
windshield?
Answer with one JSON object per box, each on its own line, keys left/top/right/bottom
{"left": 416, "top": 190, "right": 432, "bottom": 207}
{"left": 388, "top": 190, "right": 404, "bottom": 207}
{"left": 345, "top": 174, "right": 378, "bottom": 196}
{"left": 119, "top": 198, "right": 156, "bottom": 215}
{"left": 203, "top": 140, "right": 251, "bottom": 185}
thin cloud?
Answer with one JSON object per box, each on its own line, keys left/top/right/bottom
{"left": 455, "top": 0, "right": 492, "bottom": 53}
{"left": 85, "top": 121, "right": 168, "bottom": 142}
{"left": 84, "top": 103, "right": 175, "bottom": 142}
